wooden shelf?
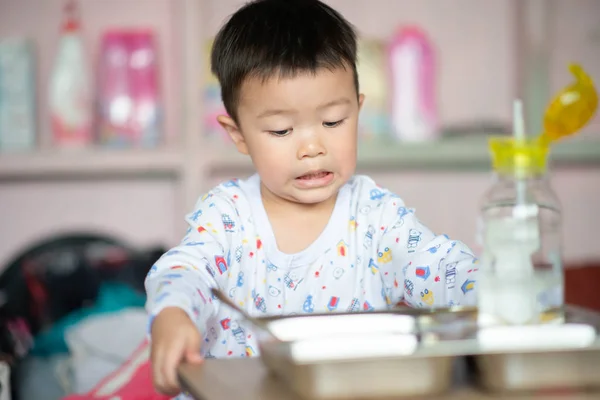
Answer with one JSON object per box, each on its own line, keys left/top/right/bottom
{"left": 2, "top": 137, "right": 598, "bottom": 181}
{"left": 206, "top": 137, "right": 600, "bottom": 173}
{"left": 0, "top": 148, "right": 183, "bottom": 181}
{"left": 356, "top": 137, "right": 600, "bottom": 170}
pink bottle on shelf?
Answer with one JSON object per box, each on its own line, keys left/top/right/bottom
{"left": 387, "top": 25, "right": 439, "bottom": 142}
{"left": 129, "top": 30, "right": 161, "bottom": 147}
{"left": 97, "top": 29, "right": 161, "bottom": 148}
{"left": 97, "top": 30, "right": 131, "bottom": 147}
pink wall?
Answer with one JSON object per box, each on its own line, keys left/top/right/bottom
{"left": 0, "top": 179, "right": 179, "bottom": 263}
{"left": 0, "top": 0, "right": 599, "bottom": 268}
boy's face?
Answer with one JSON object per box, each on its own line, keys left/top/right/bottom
{"left": 218, "top": 66, "right": 364, "bottom": 205}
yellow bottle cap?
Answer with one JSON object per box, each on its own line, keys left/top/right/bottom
{"left": 489, "top": 64, "right": 598, "bottom": 176}
{"left": 489, "top": 136, "right": 549, "bottom": 176}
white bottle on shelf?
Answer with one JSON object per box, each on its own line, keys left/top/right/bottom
{"left": 48, "top": 0, "right": 93, "bottom": 149}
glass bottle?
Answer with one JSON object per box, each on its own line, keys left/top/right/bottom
{"left": 477, "top": 136, "right": 563, "bottom": 326}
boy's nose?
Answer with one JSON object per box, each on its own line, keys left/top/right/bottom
{"left": 297, "top": 139, "right": 327, "bottom": 159}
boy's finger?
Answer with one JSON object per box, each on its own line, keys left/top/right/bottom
{"left": 151, "top": 347, "right": 168, "bottom": 393}
{"left": 184, "top": 332, "right": 202, "bottom": 363}
{"left": 185, "top": 350, "right": 204, "bottom": 364}
{"left": 162, "top": 341, "right": 186, "bottom": 393}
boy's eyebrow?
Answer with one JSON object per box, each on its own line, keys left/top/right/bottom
{"left": 317, "top": 97, "right": 352, "bottom": 110}
{"left": 256, "top": 98, "right": 352, "bottom": 119}
{"left": 256, "top": 108, "right": 294, "bottom": 119}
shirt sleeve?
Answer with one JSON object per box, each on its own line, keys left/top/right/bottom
{"left": 144, "top": 190, "right": 240, "bottom": 334}
{"left": 377, "top": 198, "right": 478, "bottom": 308}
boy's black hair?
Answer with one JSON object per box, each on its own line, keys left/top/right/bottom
{"left": 210, "top": 0, "right": 359, "bottom": 121}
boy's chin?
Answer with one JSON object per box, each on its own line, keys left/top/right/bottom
{"left": 285, "top": 185, "right": 342, "bottom": 206}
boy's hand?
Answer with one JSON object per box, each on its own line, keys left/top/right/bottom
{"left": 150, "top": 307, "right": 203, "bottom": 395}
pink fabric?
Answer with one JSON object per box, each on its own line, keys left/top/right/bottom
{"left": 62, "top": 339, "right": 170, "bottom": 400}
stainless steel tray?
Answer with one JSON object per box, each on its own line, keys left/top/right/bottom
{"left": 241, "top": 303, "right": 600, "bottom": 399}
{"left": 470, "top": 306, "right": 600, "bottom": 393}
{"left": 261, "top": 346, "right": 458, "bottom": 400}
{"left": 253, "top": 308, "right": 477, "bottom": 399}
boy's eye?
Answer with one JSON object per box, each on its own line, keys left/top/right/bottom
{"left": 269, "top": 129, "right": 292, "bottom": 137}
{"left": 323, "top": 119, "right": 345, "bottom": 128}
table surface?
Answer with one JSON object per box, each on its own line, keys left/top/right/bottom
{"left": 178, "top": 358, "right": 600, "bottom": 400}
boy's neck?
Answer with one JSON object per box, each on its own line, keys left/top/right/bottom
{"left": 260, "top": 182, "right": 339, "bottom": 255}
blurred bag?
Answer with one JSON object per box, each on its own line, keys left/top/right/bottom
{"left": 61, "top": 338, "right": 170, "bottom": 400}
{"left": 0, "top": 232, "right": 165, "bottom": 400}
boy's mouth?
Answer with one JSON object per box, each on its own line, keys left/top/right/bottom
{"left": 296, "top": 170, "right": 332, "bottom": 180}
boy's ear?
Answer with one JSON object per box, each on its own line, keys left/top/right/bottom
{"left": 358, "top": 93, "right": 365, "bottom": 111}
{"left": 217, "top": 115, "right": 248, "bottom": 155}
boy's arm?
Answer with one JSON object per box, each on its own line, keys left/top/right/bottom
{"left": 378, "top": 199, "right": 479, "bottom": 308}
{"left": 145, "top": 191, "right": 239, "bottom": 334}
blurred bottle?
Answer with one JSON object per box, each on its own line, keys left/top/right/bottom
{"left": 48, "top": 0, "right": 93, "bottom": 149}
{"left": 478, "top": 136, "right": 563, "bottom": 326}
{"left": 202, "top": 39, "right": 229, "bottom": 142}
{"left": 129, "top": 30, "right": 161, "bottom": 147}
{"left": 356, "top": 38, "right": 389, "bottom": 140}
{"left": 0, "top": 38, "right": 36, "bottom": 152}
{"left": 97, "top": 30, "right": 161, "bottom": 148}
{"left": 388, "top": 26, "right": 439, "bottom": 142}
{"left": 477, "top": 64, "right": 598, "bottom": 327}
{"left": 97, "top": 30, "right": 130, "bottom": 147}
